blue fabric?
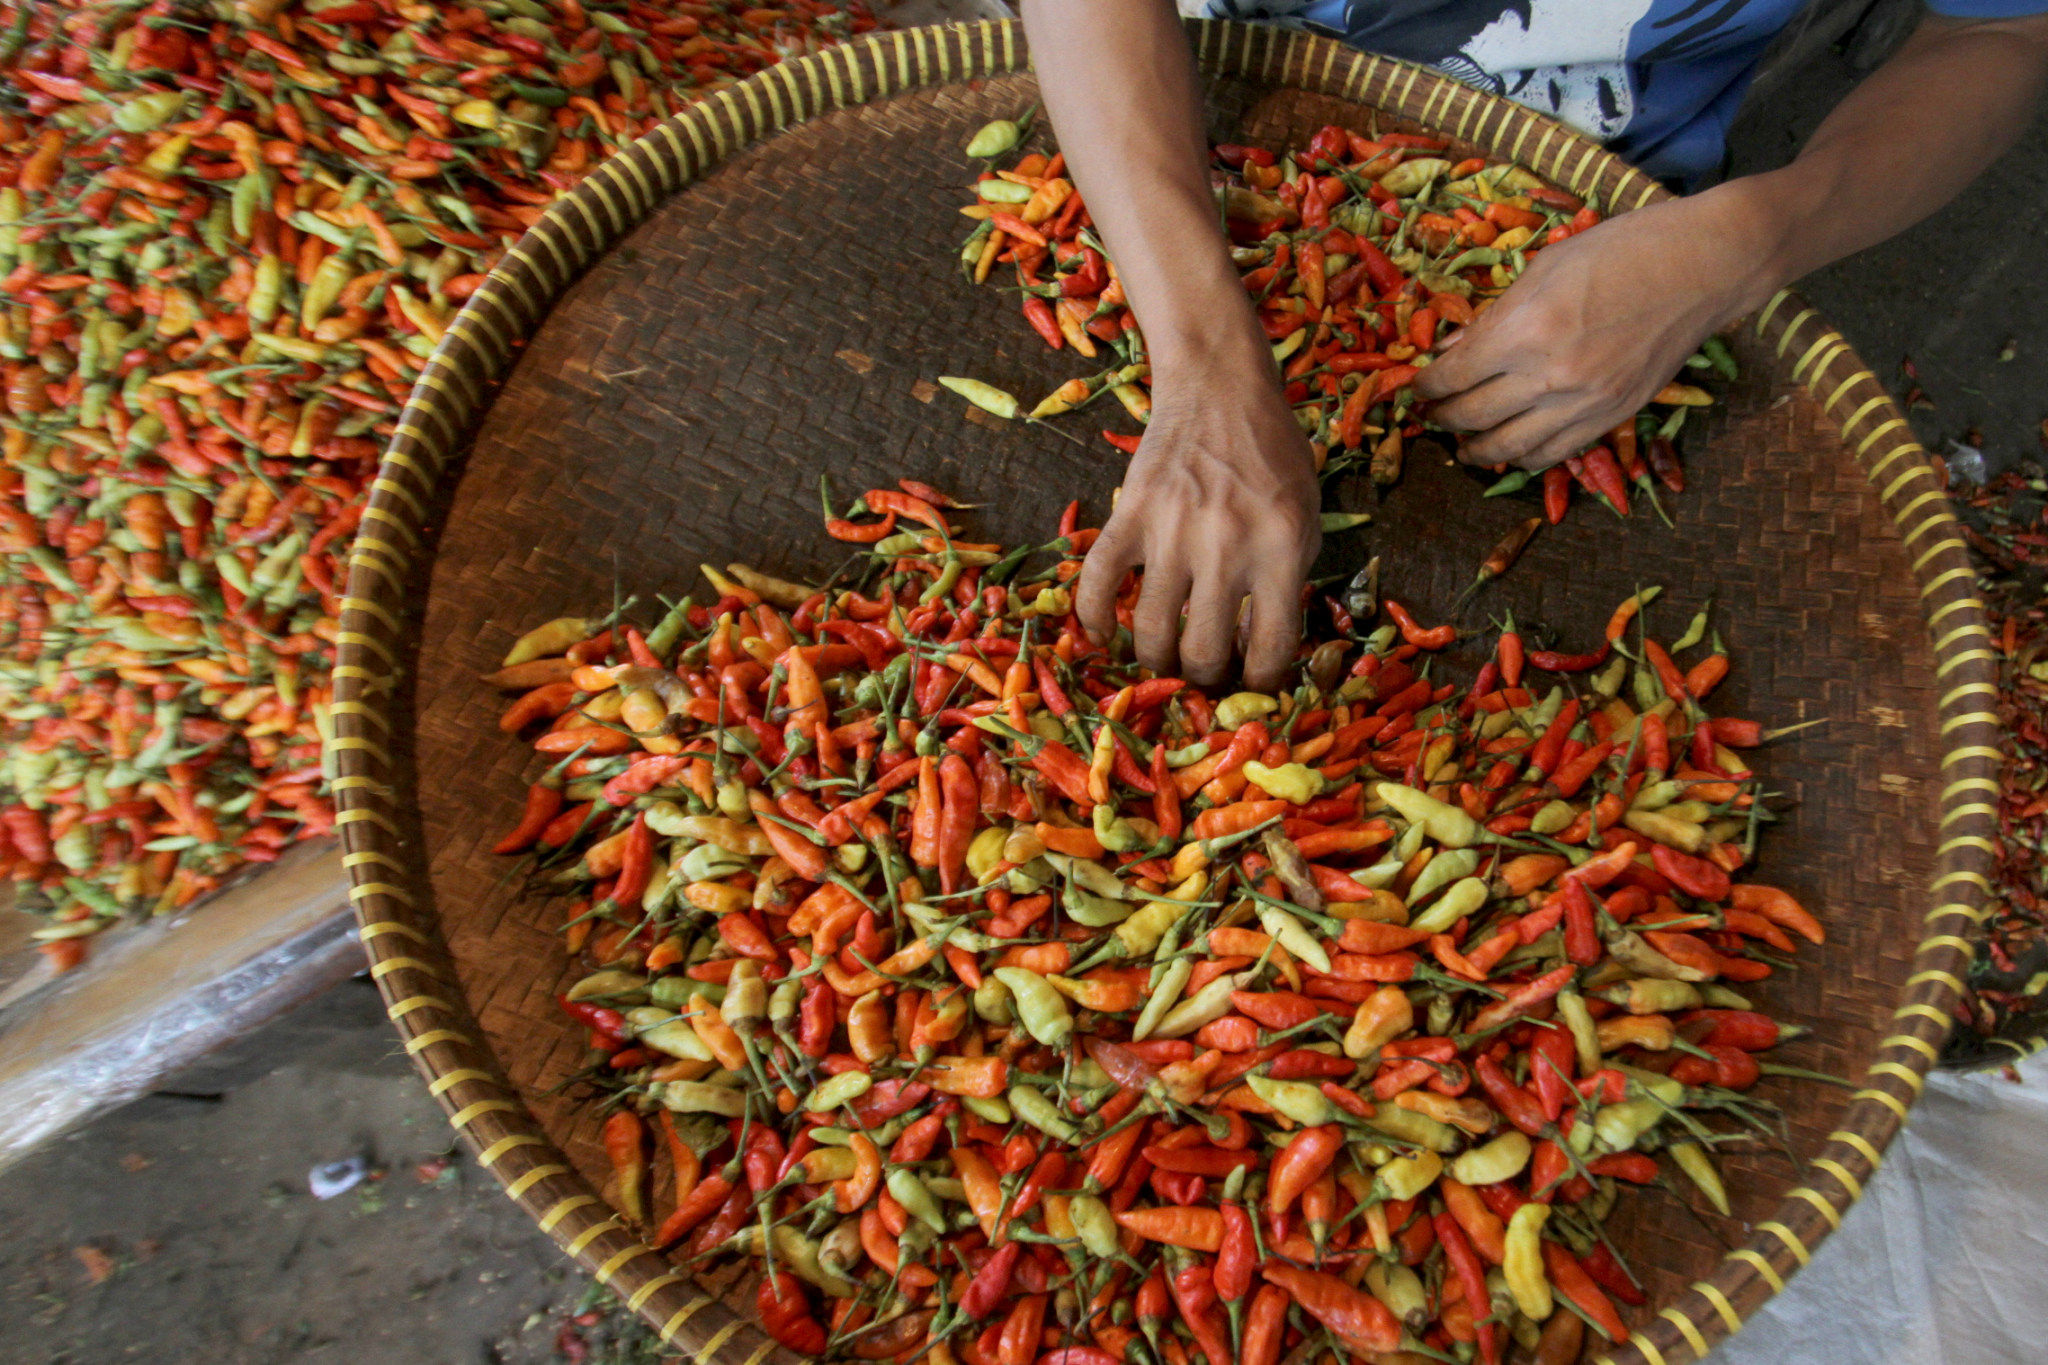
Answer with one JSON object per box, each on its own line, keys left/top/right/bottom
{"left": 1197, "top": 0, "right": 2042, "bottom": 182}
{"left": 1928, "top": 0, "right": 2048, "bottom": 15}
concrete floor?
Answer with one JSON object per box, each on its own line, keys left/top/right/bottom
{"left": 2, "top": 31, "right": 2043, "bottom": 1365}
{"left": 0, "top": 980, "right": 636, "bottom": 1365}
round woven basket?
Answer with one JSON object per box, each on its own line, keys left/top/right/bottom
{"left": 330, "top": 19, "right": 2002, "bottom": 1365}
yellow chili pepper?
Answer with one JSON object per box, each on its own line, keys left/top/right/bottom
{"left": 1504, "top": 1203, "right": 1553, "bottom": 1319}
{"left": 937, "top": 375, "right": 1020, "bottom": 419}
{"left": 1376, "top": 781, "right": 1482, "bottom": 848}
{"left": 1244, "top": 1073, "right": 1336, "bottom": 1127}
{"left": 992, "top": 966, "right": 1073, "bottom": 1049}
{"left": 1375, "top": 1148, "right": 1442, "bottom": 1201}
{"left": 1669, "top": 1141, "right": 1730, "bottom": 1215}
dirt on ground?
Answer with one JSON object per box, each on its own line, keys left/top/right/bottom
{"left": 0, "top": 980, "right": 625, "bottom": 1365}
{"left": 0, "top": 31, "right": 2042, "bottom": 1365}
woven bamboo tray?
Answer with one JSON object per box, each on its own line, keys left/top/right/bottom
{"left": 330, "top": 20, "right": 2002, "bottom": 1365}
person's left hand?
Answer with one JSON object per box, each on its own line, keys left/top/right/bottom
{"left": 1414, "top": 183, "right": 1785, "bottom": 470}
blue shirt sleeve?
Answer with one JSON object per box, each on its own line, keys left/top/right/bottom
{"left": 1925, "top": 0, "right": 2048, "bottom": 17}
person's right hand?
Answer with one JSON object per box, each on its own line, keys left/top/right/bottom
{"left": 1074, "top": 355, "right": 1319, "bottom": 690}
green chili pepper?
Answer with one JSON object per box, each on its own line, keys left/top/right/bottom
{"left": 886, "top": 1168, "right": 947, "bottom": 1233}
{"left": 643, "top": 596, "right": 695, "bottom": 662}
{"left": 992, "top": 966, "right": 1072, "bottom": 1049}
{"left": 1131, "top": 957, "right": 1192, "bottom": 1042}
{"left": 964, "top": 118, "right": 1021, "bottom": 159}
{"left": 1008, "top": 1084, "right": 1079, "bottom": 1143}
{"left": 919, "top": 553, "right": 963, "bottom": 606}
{"left": 1700, "top": 335, "right": 1740, "bottom": 383}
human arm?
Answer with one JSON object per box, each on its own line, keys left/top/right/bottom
{"left": 1417, "top": 9, "right": 2048, "bottom": 470}
{"left": 1024, "top": 0, "right": 1318, "bottom": 689}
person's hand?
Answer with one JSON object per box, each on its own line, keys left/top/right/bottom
{"left": 1415, "top": 184, "right": 1784, "bottom": 470}
{"left": 1075, "top": 357, "right": 1319, "bottom": 690}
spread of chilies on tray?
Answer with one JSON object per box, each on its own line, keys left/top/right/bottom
{"left": 946, "top": 117, "right": 1735, "bottom": 527}
{"left": 488, "top": 484, "right": 1828, "bottom": 1364}
{"left": 0, "top": 0, "right": 871, "bottom": 968}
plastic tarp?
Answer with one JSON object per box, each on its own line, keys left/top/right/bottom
{"left": 1711, "top": 1053, "right": 2048, "bottom": 1364}
{"left": 0, "top": 840, "right": 356, "bottom": 1174}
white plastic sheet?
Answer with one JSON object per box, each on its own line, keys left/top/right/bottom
{"left": 1710, "top": 1053, "right": 2048, "bottom": 1364}
{"left": 0, "top": 840, "right": 357, "bottom": 1173}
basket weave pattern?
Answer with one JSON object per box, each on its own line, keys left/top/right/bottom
{"left": 330, "top": 21, "right": 2002, "bottom": 1365}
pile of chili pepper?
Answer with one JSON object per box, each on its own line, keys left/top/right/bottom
{"left": 494, "top": 481, "right": 1824, "bottom": 1364}
{"left": 948, "top": 119, "right": 1736, "bottom": 527}
{"left": 0, "top": 0, "right": 870, "bottom": 968}
{"left": 1946, "top": 467, "right": 2048, "bottom": 1065}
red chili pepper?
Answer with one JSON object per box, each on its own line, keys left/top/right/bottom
{"left": 1111, "top": 735, "right": 1155, "bottom": 793}
{"left": 797, "top": 977, "right": 834, "bottom": 1057}
{"left": 1643, "top": 639, "right": 1690, "bottom": 703}
{"left": 1529, "top": 1024, "right": 1577, "bottom": 1122}
{"left": 1687, "top": 1008, "right": 1780, "bottom": 1051}
{"left": 1578, "top": 1242, "right": 1649, "bottom": 1306}
{"left": 826, "top": 512, "right": 900, "bottom": 542}
{"left": 1652, "top": 842, "right": 1732, "bottom": 900}
{"left": 1636, "top": 709, "right": 1671, "bottom": 775}
{"left": 1673, "top": 1043, "right": 1763, "bottom": 1090}
{"left": 1032, "top": 654, "right": 1075, "bottom": 717}
{"left": 1562, "top": 877, "right": 1600, "bottom": 966}
{"left": 1528, "top": 643, "right": 1610, "bottom": 674}
{"left": 1434, "top": 1209, "right": 1501, "bottom": 1364}
{"left": 1587, "top": 1152, "right": 1660, "bottom": 1185}
{"left": 936, "top": 752, "right": 977, "bottom": 893}
{"left": 1267, "top": 1124, "right": 1343, "bottom": 1217}
{"left": 1150, "top": 743, "right": 1183, "bottom": 840}
{"left": 757, "top": 1270, "right": 828, "bottom": 1354}
{"left": 864, "top": 488, "right": 950, "bottom": 533}
{"left": 686, "top": 1181, "right": 754, "bottom": 1259}
{"left": 1383, "top": 599, "right": 1455, "bottom": 650}
{"left": 1261, "top": 1263, "right": 1400, "bottom": 1354}
{"left": 1581, "top": 445, "right": 1631, "bottom": 515}
{"left": 556, "top": 996, "right": 630, "bottom": 1048}
{"left": 1528, "top": 698, "right": 1580, "bottom": 778}
{"left": 1647, "top": 436, "right": 1686, "bottom": 492}
{"left": 1021, "top": 295, "right": 1065, "bottom": 350}
{"left": 1709, "top": 716, "right": 1765, "bottom": 748}
{"left": 607, "top": 812, "right": 654, "bottom": 910}
{"left": 1351, "top": 236, "right": 1406, "bottom": 297}
{"left": 1542, "top": 464, "right": 1572, "bottom": 523}
{"left": 1550, "top": 740, "right": 1616, "bottom": 798}
{"left": 1214, "top": 1201, "right": 1256, "bottom": 1301}
{"left": 652, "top": 1174, "right": 733, "bottom": 1249}
{"left": 1028, "top": 738, "right": 1097, "bottom": 806}
{"left": 962, "top": 1240, "right": 1022, "bottom": 1319}
{"left": 1135, "top": 1272, "right": 1171, "bottom": 1356}
{"left": 845, "top": 1079, "right": 931, "bottom": 1126}
{"left": 1473, "top": 1055, "right": 1547, "bottom": 1136}
{"left": 1543, "top": 1242, "right": 1630, "bottom": 1341}
{"left": 1168, "top": 1263, "right": 1233, "bottom": 1365}
{"left": 496, "top": 784, "right": 565, "bottom": 854}
{"left": 1266, "top": 1048, "right": 1356, "bottom": 1080}
{"left": 889, "top": 1113, "right": 947, "bottom": 1164}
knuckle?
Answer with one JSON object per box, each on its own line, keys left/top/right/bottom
{"left": 1181, "top": 649, "right": 1224, "bottom": 683}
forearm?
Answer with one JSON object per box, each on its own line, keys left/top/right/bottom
{"left": 1730, "top": 13, "right": 2048, "bottom": 296}
{"left": 1020, "top": 0, "right": 1267, "bottom": 375}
